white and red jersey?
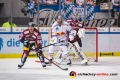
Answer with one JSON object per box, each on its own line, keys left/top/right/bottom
{"left": 51, "top": 21, "right": 73, "bottom": 43}
{"left": 66, "top": 19, "right": 83, "bottom": 42}
{"left": 19, "top": 28, "right": 42, "bottom": 47}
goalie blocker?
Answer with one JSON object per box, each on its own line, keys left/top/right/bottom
{"left": 54, "top": 28, "right": 88, "bottom": 65}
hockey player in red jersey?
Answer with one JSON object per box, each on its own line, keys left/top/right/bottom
{"left": 66, "top": 13, "right": 88, "bottom": 65}
{"left": 18, "top": 22, "right": 46, "bottom": 68}
{"left": 66, "top": 13, "right": 83, "bottom": 47}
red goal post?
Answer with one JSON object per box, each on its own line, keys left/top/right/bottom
{"left": 83, "top": 28, "right": 98, "bottom": 62}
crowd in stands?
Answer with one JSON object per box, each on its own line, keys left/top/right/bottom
{"left": 27, "top": 0, "right": 96, "bottom": 6}
{"left": 1, "top": 0, "right": 120, "bottom": 27}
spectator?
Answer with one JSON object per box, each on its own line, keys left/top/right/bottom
{"left": 111, "top": 0, "right": 120, "bottom": 18}
{"left": 64, "top": 0, "right": 74, "bottom": 5}
{"left": 111, "top": 0, "right": 120, "bottom": 6}
{"left": 76, "top": 0, "right": 84, "bottom": 6}
{"left": 2, "top": 17, "right": 17, "bottom": 28}
{"left": 118, "top": 12, "right": 120, "bottom": 27}
{"left": 102, "top": 0, "right": 120, "bottom": 18}
{"left": 46, "top": 0, "right": 57, "bottom": 5}
{"left": 87, "top": 0, "right": 96, "bottom": 6}
{"left": 41, "top": 0, "right": 47, "bottom": 4}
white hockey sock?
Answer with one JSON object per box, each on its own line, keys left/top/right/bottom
{"left": 49, "top": 53, "right": 54, "bottom": 59}
{"left": 62, "top": 53, "right": 70, "bottom": 60}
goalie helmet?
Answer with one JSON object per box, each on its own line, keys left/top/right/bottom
{"left": 73, "top": 13, "right": 79, "bottom": 21}
{"left": 73, "top": 13, "right": 78, "bottom": 16}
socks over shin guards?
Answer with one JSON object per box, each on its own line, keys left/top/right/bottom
{"left": 62, "top": 53, "right": 70, "bottom": 61}
{"left": 39, "top": 55, "right": 45, "bottom": 62}
{"left": 49, "top": 53, "right": 54, "bottom": 60}
{"left": 21, "top": 51, "right": 29, "bottom": 63}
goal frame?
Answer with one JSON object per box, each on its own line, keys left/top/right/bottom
{"left": 50, "top": 27, "right": 98, "bottom": 62}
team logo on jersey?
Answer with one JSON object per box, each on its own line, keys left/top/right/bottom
{"left": 57, "top": 32, "right": 65, "bottom": 37}
{"left": 69, "top": 71, "right": 77, "bottom": 78}
{"left": 0, "top": 37, "right": 4, "bottom": 51}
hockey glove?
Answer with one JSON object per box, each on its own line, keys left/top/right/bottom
{"left": 50, "top": 37, "right": 58, "bottom": 44}
{"left": 36, "top": 46, "right": 42, "bottom": 57}
{"left": 23, "top": 40, "right": 29, "bottom": 48}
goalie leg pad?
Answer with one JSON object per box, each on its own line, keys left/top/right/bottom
{"left": 73, "top": 42, "right": 88, "bottom": 64}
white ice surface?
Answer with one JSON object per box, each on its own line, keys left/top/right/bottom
{"left": 0, "top": 57, "right": 120, "bottom": 80}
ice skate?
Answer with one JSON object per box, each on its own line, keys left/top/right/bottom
{"left": 18, "top": 62, "right": 24, "bottom": 68}
{"left": 81, "top": 59, "right": 88, "bottom": 66}
{"left": 67, "top": 59, "right": 72, "bottom": 66}
{"left": 41, "top": 62, "right": 46, "bottom": 68}
{"left": 46, "top": 59, "right": 52, "bottom": 66}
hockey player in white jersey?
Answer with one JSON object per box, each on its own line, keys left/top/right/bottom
{"left": 48, "top": 15, "right": 76, "bottom": 66}
{"left": 54, "top": 13, "right": 88, "bottom": 65}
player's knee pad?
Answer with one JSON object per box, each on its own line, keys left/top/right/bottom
{"left": 49, "top": 45, "right": 55, "bottom": 53}
{"left": 60, "top": 46, "right": 69, "bottom": 54}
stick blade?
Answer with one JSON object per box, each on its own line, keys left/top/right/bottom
{"left": 63, "top": 68, "right": 68, "bottom": 71}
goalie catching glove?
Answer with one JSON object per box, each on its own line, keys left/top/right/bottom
{"left": 77, "top": 28, "right": 85, "bottom": 38}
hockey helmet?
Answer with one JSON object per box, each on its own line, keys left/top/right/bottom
{"left": 28, "top": 22, "right": 35, "bottom": 27}
{"left": 56, "top": 15, "right": 62, "bottom": 20}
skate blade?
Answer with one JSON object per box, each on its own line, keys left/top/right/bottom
{"left": 67, "top": 64, "right": 72, "bottom": 67}
{"left": 46, "top": 64, "right": 52, "bottom": 66}
{"left": 43, "top": 67, "right": 47, "bottom": 69}
{"left": 81, "top": 62, "right": 88, "bottom": 66}
{"left": 18, "top": 67, "right": 22, "bottom": 69}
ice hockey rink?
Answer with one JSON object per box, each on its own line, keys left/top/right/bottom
{"left": 0, "top": 57, "right": 120, "bottom": 80}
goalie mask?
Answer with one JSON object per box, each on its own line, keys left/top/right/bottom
{"left": 73, "top": 13, "right": 79, "bottom": 21}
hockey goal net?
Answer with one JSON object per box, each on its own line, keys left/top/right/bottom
{"left": 49, "top": 27, "right": 98, "bottom": 62}
{"left": 81, "top": 28, "right": 98, "bottom": 62}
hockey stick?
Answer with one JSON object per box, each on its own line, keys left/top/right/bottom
{"left": 31, "top": 48, "right": 68, "bottom": 71}
{"left": 35, "top": 41, "right": 64, "bottom": 63}
{"left": 42, "top": 40, "right": 64, "bottom": 48}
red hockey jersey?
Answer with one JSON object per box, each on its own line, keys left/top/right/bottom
{"left": 66, "top": 19, "right": 83, "bottom": 42}
{"left": 19, "top": 28, "right": 42, "bottom": 47}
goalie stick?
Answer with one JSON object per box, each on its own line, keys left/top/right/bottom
{"left": 31, "top": 48, "right": 68, "bottom": 71}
